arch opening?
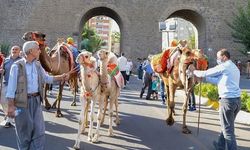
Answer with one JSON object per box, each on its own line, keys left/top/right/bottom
{"left": 163, "top": 9, "right": 206, "bottom": 50}
{"left": 78, "top": 7, "right": 122, "bottom": 54}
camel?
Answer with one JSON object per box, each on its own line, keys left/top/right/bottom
{"left": 152, "top": 44, "right": 208, "bottom": 134}
{"left": 74, "top": 51, "right": 104, "bottom": 149}
{"left": 22, "top": 32, "right": 78, "bottom": 117}
{"left": 97, "top": 49, "right": 122, "bottom": 136}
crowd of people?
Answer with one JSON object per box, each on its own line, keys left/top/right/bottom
{"left": 0, "top": 36, "right": 245, "bottom": 150}
{"left": 117, "top": 52, "right": 133, "bottom": 88}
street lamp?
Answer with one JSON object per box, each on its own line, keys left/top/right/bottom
{"left": 159, "top": 21, "right": 177, "bottom": 47}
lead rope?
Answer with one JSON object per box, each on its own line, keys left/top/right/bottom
{"left": 197, "top": 81, "right": 202, "bottom": 136}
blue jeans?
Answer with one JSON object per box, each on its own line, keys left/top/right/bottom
{"left": 217, "top": 97, "right": 241, "bottom": 150}
{"left": 160, "top": 80, "right": 165, "bottom": 102}
{"left": 188, "top": 91, "right": 196, "bottom": 107}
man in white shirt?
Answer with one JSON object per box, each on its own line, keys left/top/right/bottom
{"left": 125, "top": 59, "right": 133, "bottom": 83}
{"left": 118, "top": 53, "right": 128, "bottom": 86}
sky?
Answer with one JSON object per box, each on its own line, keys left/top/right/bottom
{"left": 111, "top": 20, "right": 120, "bottom": 32}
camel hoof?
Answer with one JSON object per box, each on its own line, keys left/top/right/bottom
{"left": 80, "top": 128, "right": 85, "bottom": 134}
{"left": 55, "top": 111, "right": 63, "bottom": 117}
{"left": 92, "top": 134, "right": 99, "bottom": 143}
{"left": 45, "top": 104, "right": 51, "bottom": 110}
{"left": 71, "top": 102, "right": 77, "bottom": 106}
{"left": 115, "top": 119, "right": 120, "bottom": 125}
{"left": 73, "top": 145, "right": 80, "bottom": 150}
{"left": 87, "top": 136, "right": 92, "bottom": 142}
{"left": 182, "top": 126, "right": 192, "bottom": 134}
{"left": 52, "top": 104, "right": 57, "bottom": 109}
{"left": 166, "top": 117, "right": 175, "bottom": 126}
{"left": 100, "top": 121, "right": 104, "bottom": 125}
{"left": 108, "top": 129, "right": 114, "bottom": 136}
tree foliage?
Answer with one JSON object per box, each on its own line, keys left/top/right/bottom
{"left": 188, "top": 34, "right": 195, "bottom": 49}
{"left": 0, "top": 43, "right": 10, "bottom": 56}
{"left": 80, "top": 24, "right": 104, "bottom": 53}
{"left": 111, "top": 31, "right": 120, "bottom": 43}
{"left": 227, "top": 1, "right": 250, "bottom": 54}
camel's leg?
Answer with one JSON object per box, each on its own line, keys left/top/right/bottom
{"left": 54, "top": 83, "right": 64, "bottom": 117}
{"left": 108, "top": 96, "right": 115, "bottom": 136}
{"left": 44, "top": 84, "right": 51, "bottom": 110}
{"left": 87, "top": 100, "right": 96, "bottom": 142}
{"left": 114, "top": 90, "right": 120, "bottom": 125}
{"left": 83, "top": 100, "right": 90, "bottom": 129}
{"left": 92, "top": 96, "right": 104, "bottom": 143}
{"left": 182, "top": 93, "right": 191, "bottom": 134}
{"left": 100, "top": 96, "right": 108, "bottom": 125}
{"left": 73, "top": 114, "right": 82, "bottom": 150}
{"left": 73, "top": 97, "right": 87, "bottom": 150}
{"left": 166, "top": 82, "right": 176, "bottom": 126}
{"left": 71, "top": 76, "right": 78, "bottom": 106}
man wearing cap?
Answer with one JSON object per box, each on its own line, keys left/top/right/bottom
{"left": 6, "top": 41, "right": 69, "bottom": 150}
{"left": 67, "top": 37, "right": 79, "bottom": 60}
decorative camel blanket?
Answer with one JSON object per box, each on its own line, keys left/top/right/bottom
{"left": 151, "top": 47, "right": 179, "bottom": 74}
{"left": 107, "top": 63, "right": 124, "bottom": 88}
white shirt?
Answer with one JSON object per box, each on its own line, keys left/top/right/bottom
{"left": 126, "top": 61, "right": 133, "bottom": 71}
{"left": 118, "top": 56, "right": 127, "bottom": 71}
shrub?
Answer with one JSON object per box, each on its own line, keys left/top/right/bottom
{"left": 241, "top": 91, "right": 249, "bottom": 110}
{"left": 194, "top": 83, "right": 219, "bottom": 101}
{"left": 195, "top": 84, "right": 250, "bottom": 112}
{"left": 246, "top": 97, "right": 250, "bottom": 112}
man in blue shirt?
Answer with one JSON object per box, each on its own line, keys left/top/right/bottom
{"left": 193, "top": 49, "right": 241, "bottom": 150}
{"left": 0, "top": 45, "right": 22, "bottom": 128}
{"left": 140, "top": 57, "right": 154, "bottom": 100}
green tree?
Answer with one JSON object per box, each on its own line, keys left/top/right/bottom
{"left": 111, "top": 31, "right": 120, "bottom": 43}
{"left": 227, "top": 1, "right": 250, "bottom": 54}
{"left": 188, "top": 34, "right": 195, "bottom": 49}
{"left": 0, "top": 43, "right": 10, "bottom": 56}
{"left": 80, "top": 24, "right": 104, "bottom": 53}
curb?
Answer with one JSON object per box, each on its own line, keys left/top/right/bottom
{"left": 195, "top": 95, "right": 250, "bottom": 125}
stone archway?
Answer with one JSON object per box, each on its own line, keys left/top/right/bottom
{"left": 78, "top": 7, "right": 123, "bottom": 53}
{"left": 167, "top": 9, "right": 206, "bottom": 49}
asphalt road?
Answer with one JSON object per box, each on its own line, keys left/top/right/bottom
{"left": 0, "top": 75, "right": 250, "bottom": 150}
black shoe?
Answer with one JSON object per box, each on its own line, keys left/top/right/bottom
{"left": 4, "top": 122, "right": 11, "bottom": 128}
{"left": 140, "top": 91, "right": 144, "bottom": 98}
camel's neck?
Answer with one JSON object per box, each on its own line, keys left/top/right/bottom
{"left": 99, "top": 59, "right": 109, "bottom": 83}
{"left": 81, "top": 66, "right": 98, "bottom": 90}
{"left": 39, "top": 45, "right": 52, "bottom": 72}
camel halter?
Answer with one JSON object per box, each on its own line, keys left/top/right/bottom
{"left": 184, "top": 60, "right": 203, "bottom": 136}
{"left": 82, "top": 70, "right": 100, "bottom": 99}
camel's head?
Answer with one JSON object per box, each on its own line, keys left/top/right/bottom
{"left": 22, "top": 31, "right": 46, "bottom": 45}
{"left": 97, "top": 49, "right": 110, "bottom": 61}
{"left": 76, "top": 50, "right": 94, "bottom": 66}
{"left": 179, "top": 48, "right": 208, "bottom": 93}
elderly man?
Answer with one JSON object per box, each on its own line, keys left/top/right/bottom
{"left": 6, "top": 41, "right": 69, "bottom": 150}
{"left": 0, "top": 45, "right": 22, "bottom": 128}
{"left": 193, "top": 49, "right": 241, "bottom": 150}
